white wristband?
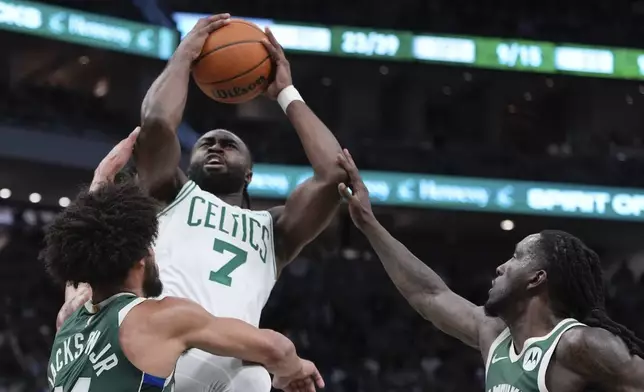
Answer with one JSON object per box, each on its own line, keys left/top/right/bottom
{"left": 277, "top": 85, "right": 304, "bottom": 113}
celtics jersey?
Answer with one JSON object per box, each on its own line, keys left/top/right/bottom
{"left": 47, "top": 293, "right": 174, "bottom": 392}
{"left": 154, "top": 180, "right": 277, "bottom": 326}
{"left": 154, "top": 180, "right": 277, "bottom": 392}
{"left": 485, "top": 318, "right": 585, "bottom": 392}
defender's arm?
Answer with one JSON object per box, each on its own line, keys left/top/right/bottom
{"left": 149, "top": 297, "right": 324, "bottom": 389}
{"left": 339, "top": 149, "right": 504, "bottom": 350}
{"left": 361, "top": 218, "right": 503, "bottom": 349}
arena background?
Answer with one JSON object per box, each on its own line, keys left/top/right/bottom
{"left": 1, "top": 0, "right": 644, "bottom": 390}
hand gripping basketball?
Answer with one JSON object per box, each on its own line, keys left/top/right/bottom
{"left": 176, "top": 13, "right": 231, "bottom": 61}
{"left": 261, "top": 27, "right": 293, "bottom": 100}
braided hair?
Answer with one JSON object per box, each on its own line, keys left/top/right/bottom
{"left": 538, "top": 230, "right": 644, "bottom": 358}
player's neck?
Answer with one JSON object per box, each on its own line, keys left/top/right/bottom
{"left": 213, "top": 191, "right": 244, "bottom": 207}
{"left": 92, "top": 286, "right": 142, "bottom": 304}
{"left": 506, "top": 300, "right": 562, "bottom": 353}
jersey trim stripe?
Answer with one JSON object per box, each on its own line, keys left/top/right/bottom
{"left": 485, "top": 327, "right": 511, "bottom": 379}
{"left": 508, "top": 318, "right": 577, "bottom": 363}
{"left": 536, "top": 321, "right": 585, "bottom": 392}
{"left": 159, "top": 181, "right": 197, "bottom": 217}
{"left": 136, "top": 372, "right": 144, "bottom": 392}
{"left": 117, "top": 297, "right": 146, "bottom": 326}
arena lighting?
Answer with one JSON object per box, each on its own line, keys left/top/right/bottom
{"left": 0, "top": 188, "right": 11, "bottom": 199}
{"left": 500, "top": 219, "right": 515, "bottom": 231}
{"left": 29, "top": 193, "right": 42, "bottom": 204}
{"left": 58, "top": 197, "right": 71, "bottom": 208}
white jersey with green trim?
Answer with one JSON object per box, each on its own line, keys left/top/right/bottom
{"left": 154, "top": 180, "right": 277, "bottom": 392}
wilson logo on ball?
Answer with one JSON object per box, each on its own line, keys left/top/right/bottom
{"left": 214, "top": 76, "right": 268, "bottom": 100}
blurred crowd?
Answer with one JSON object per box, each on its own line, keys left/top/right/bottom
{"left": 0, "top": 220, "right": 642, "bottom": 392}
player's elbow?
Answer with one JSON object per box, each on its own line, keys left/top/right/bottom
{"left": 316, "top": 164, "right": 349, "bottom": 186}
{"left": 140, "top": 113, "right": 173, "bottom": 135}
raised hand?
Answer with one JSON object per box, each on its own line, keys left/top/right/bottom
{"left": 91, "top": 126, "right": 139, "bottom": 191}
{"left": 56, "top": 283, "right": 91, "bottom": 330}
{"left": 337, "top": 149, "right": 375, "bottom": 231}
{"left": 272, "top": 359, "right": 325, "bottom": 392}
{"left": 176, "top": 13, "right": 231, "bottom": 61}
{"left": 261, "top": 27, "right": 293, "bottom": 100}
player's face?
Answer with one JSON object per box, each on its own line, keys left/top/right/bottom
{"left": 142, "top": 252, "right": 163, "bottom": 298}
{"left": 484, "top": 234, "right": 545, "bottom": 317}
{"left": 187, "top": 129, "right": 251, "bottom": 195}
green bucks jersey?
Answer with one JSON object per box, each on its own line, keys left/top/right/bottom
{"left": 484, "top": 318, "right": 585, "bottom": 392}
{"left": 47, "top": 293, "right": 174, "bottom": 392}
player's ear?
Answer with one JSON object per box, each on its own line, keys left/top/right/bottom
{"left": 527, "top": 270, "right": 547, "bottom": 290}
{"left": 245, "top": 170, "right": 253, "bottom": 185}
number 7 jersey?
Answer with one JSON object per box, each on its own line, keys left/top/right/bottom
{"left": 154, "top": 180, "right": 277, "bottom": 327}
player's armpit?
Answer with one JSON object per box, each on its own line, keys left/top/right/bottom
{"left": 156, "top": 297, "right": 302, "bottom": 376}
{"left": 270, "top": 178, "right": 340, "bottom": 268}
{"left": 557, "top": 326, "right": 644, "bottom": 391}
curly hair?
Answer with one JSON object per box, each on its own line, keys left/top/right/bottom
{"left": 41, "top": 180, "right": 158, "bottom": 289}
{"left": 538, "top": 230, "right": 644, "bottom": 358}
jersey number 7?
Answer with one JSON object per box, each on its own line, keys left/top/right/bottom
{"left": 209, "top": 239, "right": 248, "bottom": 287}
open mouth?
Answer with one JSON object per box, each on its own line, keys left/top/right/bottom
{"left": 206, "top": 155, "right": 224, "bottom": 166}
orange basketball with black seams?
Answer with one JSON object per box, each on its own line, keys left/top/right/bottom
{"left": 192, "top": 19, "right": 273, "bottom": 104}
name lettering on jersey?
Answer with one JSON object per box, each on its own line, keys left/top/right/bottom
{"left": 48, "top": 329, "right": 118, "bottom": 385}
{"left": 488, "top": 385, "right": 522, "bottom": 392}
{"left": 186, "top": 196, "right": 270, "bottom": 262}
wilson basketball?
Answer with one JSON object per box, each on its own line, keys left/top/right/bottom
{"left": 192, "top": 19, "right": 273, "bottom": 104}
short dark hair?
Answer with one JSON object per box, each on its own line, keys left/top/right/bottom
{"left": 538, "top": 230, "right": 644, "bottom": 357}
{"left": 41, "top": 180, "right": 158, "bottom": 289}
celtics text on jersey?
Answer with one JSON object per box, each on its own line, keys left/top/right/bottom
{"left": 48, "top": 293, "right": 173, "bottom": 392}
{"left": 484, "top": 318, "right": 585, "bottom": 392}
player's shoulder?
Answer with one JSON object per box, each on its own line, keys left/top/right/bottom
{"left": 122, "top": 297, "right": 202, "bottom": 335}
{"left": 555, "top": 325, "right": 634, "bottom": 374}
{"left": 267, "top": 205, "right": 284, "bottom": 220}
{"left": 558, "top": 325, "right": 625, "bottom": 354}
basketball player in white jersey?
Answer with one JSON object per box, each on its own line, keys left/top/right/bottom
{"left": 134, "top": 13, "right": 344, "bottom": 392}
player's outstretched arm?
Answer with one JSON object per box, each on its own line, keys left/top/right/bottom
{"left": 57, "top": 127, "right": 140, "bottom": 330}
{"left": 261, "top": 28, "right": 348, "bottom": 267}
{"left": 137, "top": 14, "right": 230, "bottom": 201}
{"left": 337, "top": 149, "right": 504, "bottom": 349}
{"left": 126, "top": 297, "right": 324, "bottom": 392}
{"left": 557, "top": 327, "right": 644, "bottom": 391}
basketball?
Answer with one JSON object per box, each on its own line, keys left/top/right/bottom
{"left": 192, "top": 19, "right": 273, "bottom": 104}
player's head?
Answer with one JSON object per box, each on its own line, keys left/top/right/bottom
{"left": 485, "top": 230, "right": 644, "bottom": 357}
{"left": 187, "top": 129, "right": 253, "bottom": 207}
{"left": 484, "top": 233, "right": 545, "bottom": 318}
{"left": 41, "top": 180, "right": 163, "bottom": 298}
